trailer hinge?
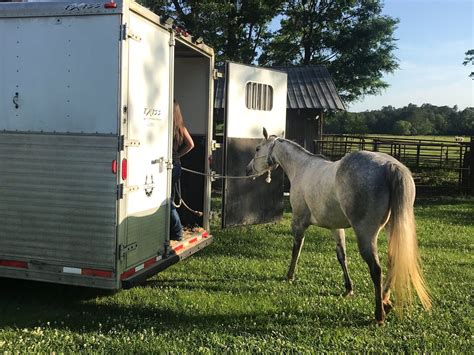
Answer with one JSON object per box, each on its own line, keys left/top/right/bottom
{"left": 117, "top": 184, "right": 124, "bottom": 200}
{"left": 213, "top": 69, "right": 223, "bottom": 80}
{"left": 119, "top": 135, "right": 140, "bottom": 151}
{"left": 211, "top": 140, "right": 222, "bottom": 151}
{"left": 121, "top": 24, "right": 141, "bottom": 42}
{"left": 119, "top": 242, "right": 138, "bottom": 259}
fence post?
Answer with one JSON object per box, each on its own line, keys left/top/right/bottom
{"left": 373, "top": 139, "right": 379, "bottom": 152}
{"left": 416, "top": 144, "right": 421, "bottom": 168}
{"left": 470, "top": 137, "right": 474, "bottom": 194}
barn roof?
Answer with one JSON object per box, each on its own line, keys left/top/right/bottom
{"left": 214, "top": 65, "right": 345, "bottom": 111}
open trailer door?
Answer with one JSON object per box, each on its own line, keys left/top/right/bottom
{"left": 221, "top": 62, "right": 287, "bottom": 228}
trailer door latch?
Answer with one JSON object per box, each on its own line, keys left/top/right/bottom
{"left": 119, "top": 242, "right": 138, "bottom": 259}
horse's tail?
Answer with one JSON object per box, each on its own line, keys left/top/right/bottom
{"left": 386, "top": 162, "right": 431, "bottom": 315}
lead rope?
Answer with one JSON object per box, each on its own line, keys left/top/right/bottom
{"left": 172, "top": 180, "right": 203, "bottom": 217}
{"left": 180, "top": 167, "right": 272, "bottom": 181}
{"left": 174, "top": 167, "right": 273, "bottom": 216}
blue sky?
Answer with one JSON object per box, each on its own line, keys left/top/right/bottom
{"left": 349, "top": 0, "right": 473, "bottom": 112}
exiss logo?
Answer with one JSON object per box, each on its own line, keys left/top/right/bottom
{"left": 143, "top": 108, "right": 162, "bottom": 120}
{"left": 65, "top": 3, "right": 102, "bottom": 12}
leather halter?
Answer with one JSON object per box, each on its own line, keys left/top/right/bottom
{"left": 266, "top": 138, "right": 281, "bottom": 168}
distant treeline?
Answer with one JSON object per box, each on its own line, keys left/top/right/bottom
{"left": 326, "top": 104, "right": 474, "bottom": 136}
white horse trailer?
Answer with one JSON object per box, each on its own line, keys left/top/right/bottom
{"left": 0, "top": 0, "right": 287, "bottom": 289}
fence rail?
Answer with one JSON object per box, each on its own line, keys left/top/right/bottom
{"left": 314, "top": 135, "right": 473, "bottom": 193}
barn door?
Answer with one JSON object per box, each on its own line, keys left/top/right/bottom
{"left": 221, "top": 62, "right": 287, "bottom": 228}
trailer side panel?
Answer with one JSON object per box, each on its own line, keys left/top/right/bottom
{"left": 0, "top": 133, "right": 118, "bottom": 287}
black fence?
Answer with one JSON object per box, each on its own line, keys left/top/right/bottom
{"left": 314, "top": 135, "right": 473, "bottom": 194}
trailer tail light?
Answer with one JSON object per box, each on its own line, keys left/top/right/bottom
{"left": 112, "top": 160, "right": 117, "bottom": 174}
{"left": 104, "top": 1, "right": 117, "bottom": 9}
{"left": 121, "top": 159, "right": 127, "bottom": 180}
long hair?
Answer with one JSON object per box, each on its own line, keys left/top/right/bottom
{"left": 386, "top": 163, "right": 431, "bottom": 315}
{"left": 173, "top": 100, "right": 185, "bottom": 146}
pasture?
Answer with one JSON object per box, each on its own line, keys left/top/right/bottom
{"left": 0, "top": 196, "right": 472, "bottom": 352}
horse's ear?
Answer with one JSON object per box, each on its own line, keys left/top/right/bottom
{"left": 280, "top": 130, "right": 285, "bottom": 138}
{"left": 263, "top": 127, "right": 268, "bottom": 140}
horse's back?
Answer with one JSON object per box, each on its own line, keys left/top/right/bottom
{"left": 335, "top": 151, "right": 402, "bottom": 227}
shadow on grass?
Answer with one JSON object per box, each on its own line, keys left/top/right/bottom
{"left": 0, "top": 276, "right": 373, "bottom": 331}
{"left": 415, "top": 196, "right": 474, "bottom": 226}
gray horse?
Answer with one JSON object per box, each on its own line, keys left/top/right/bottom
{"left": 246, "top": 128, "right": 431, "bottom": 325}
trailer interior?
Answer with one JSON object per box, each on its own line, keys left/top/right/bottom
{"left": 171, "top": 39, "right": 212, "bottom": 247}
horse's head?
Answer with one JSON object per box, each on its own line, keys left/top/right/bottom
{"left": 246, "top": 127, "right": 284, "bottom": 176}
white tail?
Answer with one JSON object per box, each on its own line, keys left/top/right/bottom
{"left": 387, "top": 163, "right": 432, "bottom": 315}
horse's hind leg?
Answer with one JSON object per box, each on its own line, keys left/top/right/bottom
{"left": 332, "top": 229, "right": 353, "bottom": 297}
{"left": 354, "top": 225, "right": 385, "bottom": 325}
{"left": 287, "top": 219, "right": 309, "bottom": 282}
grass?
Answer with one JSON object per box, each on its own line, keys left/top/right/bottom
{"left": 0, "top": 196, "right": 473, "bottom": 352}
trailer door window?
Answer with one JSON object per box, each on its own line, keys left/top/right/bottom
{"left": 245, "top": 82, "right": 273, "bottom": 111}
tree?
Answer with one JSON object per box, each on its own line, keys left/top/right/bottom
{"left": 463, "top": 49, "right": 474, "bottom": 79}
{"left": 138, "top": 0, "right": 283, "bottom": 65}
{"left": 392, "top": 120, "right": 412, "bottom": 135}
{"left": 259, "top": 0, "right": 399, "bottom": 103}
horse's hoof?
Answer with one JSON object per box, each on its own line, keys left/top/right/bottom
{"left": 383, "top": 300, "right": 393, "bottom": 314}
{"left": 342, "top": 290, "right": 354, "bottom": 298}
{"left": 376, "top": 320, "right": 385, "bottom": 326}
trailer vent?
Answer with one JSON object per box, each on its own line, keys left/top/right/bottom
{"left": 245, "top": 82, "right": 273, "bottom": 111}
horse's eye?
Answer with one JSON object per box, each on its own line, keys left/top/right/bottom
{"left": 256, "top": 147, "right": 260, "bottom": 152}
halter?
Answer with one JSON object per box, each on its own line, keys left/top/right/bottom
{"left": 266, "top": 137, "right": 281, "bottom": 168}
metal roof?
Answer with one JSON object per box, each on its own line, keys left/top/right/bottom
{"left": 214, "top": 65, "right": 345, "bottom": 111}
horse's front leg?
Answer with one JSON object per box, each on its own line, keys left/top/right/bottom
{"left": 287, "top": 219, "right": 308, "bottom": 282}
{"left": 332, "top": 229, "right": 353, "bottom": 297}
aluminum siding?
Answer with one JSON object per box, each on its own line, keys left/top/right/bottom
{"left": 0, "top": 133, "right": 118, "bottom": 269}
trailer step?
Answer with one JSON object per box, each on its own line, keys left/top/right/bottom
{"left": 121, "top": 231, "right": 213, "bottom": 288}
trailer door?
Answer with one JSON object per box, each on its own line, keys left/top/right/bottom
{"left": 122, "top": 12, "right": 171, "bottom": 269}
{"left": 221, "top": 63, "right": 287, "bottom": 228}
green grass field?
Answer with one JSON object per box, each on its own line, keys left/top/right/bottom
{"left": 0, "top": 196, "right": 473, "bottom": 352}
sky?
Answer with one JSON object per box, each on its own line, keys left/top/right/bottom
{"left": 348, "top": 0, "right": 473, "bottom": 112}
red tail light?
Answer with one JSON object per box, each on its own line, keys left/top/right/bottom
{"left": 112, "top": 160, "right": 117, "bottom": 174}
{"left": 104, "top": 1, "right": 117, "bottom": 9}
{"left": 121, "top": 159, "right": 127, "bottom": 180}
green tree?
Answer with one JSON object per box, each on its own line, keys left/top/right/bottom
{"left": 259, "top": 0, "right": 399, "bottom": 103}
{"left": 392, "top": 120, "right": 412, "bottom": 135}
{"left": 139, "top": 0, "right": 283, "bottom": 64}
{"left": 463, "top": 49, "right": 474, "bottom": 79}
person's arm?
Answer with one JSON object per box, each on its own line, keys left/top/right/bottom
{"left": 177, "top": 127, "right": 194, "bottom": 158}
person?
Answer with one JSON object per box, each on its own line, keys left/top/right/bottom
{"left": 170, "top": 100, "right": 194, "bottom": 241}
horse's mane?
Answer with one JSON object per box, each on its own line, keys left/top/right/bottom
{"left": 272, "top": 136, "right": 329, "bottom": 161}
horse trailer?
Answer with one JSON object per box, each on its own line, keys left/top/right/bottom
{"left": 0, "top": 0, "right": 287, "bottom": 289}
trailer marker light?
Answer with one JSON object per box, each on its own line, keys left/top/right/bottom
{"left": 112, "top": 160, "right": 117, "bottom": 174}
{"left": 104, "top": 1, "right": 117, "bottom": 9}
{"left": 121, "top": 159, "right": 127, "bottom": 180}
